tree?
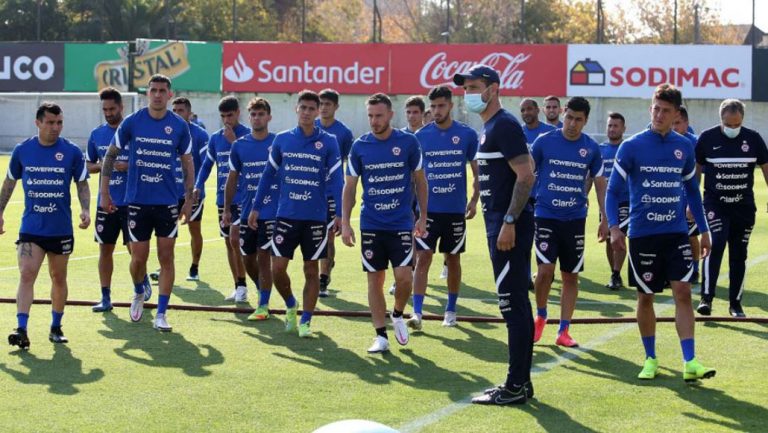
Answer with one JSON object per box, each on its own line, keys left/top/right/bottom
{"left": 0, "top": 0, "right": 68, "bottom": 41}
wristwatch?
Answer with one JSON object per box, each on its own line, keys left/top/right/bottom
{"left": 503, "top": 214, "right": 516, "bottom": 225}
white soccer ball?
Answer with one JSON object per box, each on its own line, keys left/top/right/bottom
{"left": 312, "top": 419, "right": 400, "bottom": 433}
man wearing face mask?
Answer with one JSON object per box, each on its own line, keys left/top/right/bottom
{"left": 695, "top": 99, "right": 768, "bottom": 318}
{"left": 454, "top": 65, "right": 536, "bottom": 405}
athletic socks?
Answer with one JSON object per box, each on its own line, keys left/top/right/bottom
{"left": 157, "top": 294, "right": 170, "bottom": 315}
{"left": 375, "top": 327, "right": 388, "bottom": 339}
{"left": 392, "top": 309, "right": 404, "bottom": 318}
{"left": 101, "top": 286, "right": 111, "bottom": 301}
{"left": 558, "top": 319, "right": 570, "bottom": 334}
{"left": 134, "top": 281, "right": 145, "bottom": 295}
{"left": 446, "top": 293, "right": 459, "bottom": 313}
{"left": 611, "top": 269, "right": 620, "bottom": 278}
{"left": 680, "top": 338, "right": 695, "bottom": 362}
{"left": 17, "top": 313, "right": 29, "bottom": 330}
{"left": 258, "top": 289, "right": 271, "bottom": 307}
{"left": 537, "top": 307, "right": 548, "bottom": 319}
{"left": 319, "top": 274, "right": 329, "bottom": 285}
{"left": 642, "top": 335, "right": 656, "bottom": 359}
{"left": 236, "top": 278, "right": 247, "bottom": 287}
{"left": 51, "top": 310, "right": 63, "bottom": 328}
{"left": 300, "top": 311, "right": 312, "bottom": 325}
{"left": 189, "top": 264, "right": 199, "bottom": 275}
{"left": 413, "top": 294, "right": 425, "bottom": 316}
{"left": 285, "top": 295, "right": 297, "bottom": 309}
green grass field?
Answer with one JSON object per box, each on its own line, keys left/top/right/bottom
{"left": 0, "top": 155, "right": 766, "bottom": 433}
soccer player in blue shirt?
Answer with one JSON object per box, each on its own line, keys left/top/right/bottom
{"left": 543, "top": 95, "right": 564, "bottom": 129}
{"left": 531, "top": 97, "right": 607, "bottom": 349}
{"left": 520, "top": 98, "right": 556, "bottom": 145}
{"left": 341, "top": 93, "right": 428, "bottom": 354}
{"left": 100, "top": 74, "right": 194, "bottom": 332}
{"left": 403, "top": 96, "right": 426, "bottom": 133}
{"left": 453, "top": 65, "right": 536, "bottom": 405}
{"left": 315, "top": 88, "right": 355, "bottom": 298}
{"left": 194, "top": 96, "right": 250, "bottom": 302}
{"left": 1, "top": 102, "right": 91, "bottom": 348}
{"left": 251, "top": 90, "right": 343, "bottom": 338}
{"left": 171, "top": 97, "right": 210, "bottom": 281}
{"left": 607, "top": 83, "right": 715, "bottom": 382}
{"left": 598, "top": 112, "right": 628, "bottom": 290}
{"left": 410, "top": 85, "right": 479, "bottom": 330}
{"left": 226, "top": 97, "right": 277, "bottom": 321}
{"left": 695, "top": 99, "right": 768, "bottom": 318}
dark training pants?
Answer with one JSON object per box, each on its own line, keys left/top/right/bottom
{"left": 701, "top": 204, "right": 755, "bottom": 303}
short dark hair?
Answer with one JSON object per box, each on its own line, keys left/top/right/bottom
{"left": 653, "top": 84, "right": 682, "bottom": 110}
{"left": 36, "top": 101, "right": 62, "bottom": 120}
{"left": 297, "top": 89, "right": 320, "bottom": 106}
{"left": 544, "top": 95, "right": 561, "bottom": 105}
{"left": 427, "top": 86, "right": 452, "bottom": 101}
{"left": 678, "top": 106, "right": 689, "bottom": 121}
{"left": 218, "top": 95, "right": 240, "bottom": 113}
{"left": 607, "top": 111, "right": 625, "bottom": 124}
{"left": 404, "top": 96, "right": 425, "bottom": 112}
{"left": 171, "top": 97, "right": 191, "bottom": 110}
{"left": 520, "top": 98, "right": 538, "bottom": 108}
{"left": 565, "top": 97, "right": 591, "bottom": 118}
{"left": 99, "top": 87, "right": 122, "bottom": 105}
{"left": 148, "top": 74, "right": 172, "bottom": 89}
{"left": 318, "top": 88, "right": 340, "bottom": 105}
{"left": 367, "top": 93, "right": 393, "bottom": 110}
{"left": 247, "top": 97, "right": 271, "bottom": 115}
{"left": 719, "top": 99, "right": 745, "bottom": 118}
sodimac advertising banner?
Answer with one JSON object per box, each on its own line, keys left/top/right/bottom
{"left": 64, "top": 40, "right": 221, "bottom": 92}
{"left": 567, "top": 44, "right": 752, "bottom": 100}
{"left": 222, "top": 42, "right": 568, "bottom": 96}
{"left": 0, "top": 42, "right": 65, "bottom": 92}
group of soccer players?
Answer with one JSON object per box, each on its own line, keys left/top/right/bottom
{"left": 3, "top": 66, "right": 767, "bottom": 406}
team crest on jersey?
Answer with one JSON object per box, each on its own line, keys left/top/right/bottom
{"left": 54, "top": 152, "right": 64, "bottom": 161}
{"left": 707, "top": 211, "right": 715, "bottom": 220}
{"left": 479, "top": 133, "right": 486, "bottom": 145}
{"left": 539, "top": 241, "right": 549, "bottom": 252}
{"left": 741, "top": 142, "right": 749, "bottom": 152}
{"left": 274, "top": 234, "right": 284, "bottom": 244}
{"left": 642, "top": 272, "right": 653, "bottom": 282}
{"left": 364, "top": 249, "right": 374, "bottom": 259}
{"left": 129, "top": 220, "right": 136, "bottom": 229}
{"left": 96, "top": 224, "right": 104, "bottom": 233}
{"left": 392, "top": 147, "right": 401, "bottom": 156}
{"left": 579, "top": 148, "right": 587, "bottom": 157}
{"left": 164, "top": 126, "right": 173, "bottom": 135}
{"left": 452, "top": 136, "right": 460, "bottom": 144}
{"left": 674, "top": 149, "right": 683, "bottom": 160}
{"left": 315, "top": 141, "right": 323, "bottom": 150}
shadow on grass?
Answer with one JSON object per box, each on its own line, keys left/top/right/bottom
{"left": 0, "top": 345, "right": 104, "bottom": 395}
{"left": 521, "top": 400, "right": 601, "bottom": 433}
{"left": 98, "top": 312, "right": 224, "bottom": 377}
{"left": 172, "top": 281, "right": 233, "bottom": 307}
{"left": 562, "top": 348, "right": 767, "bottom": 432}
{"left": 701, "top": 321, "right": 768, "bottom": 341}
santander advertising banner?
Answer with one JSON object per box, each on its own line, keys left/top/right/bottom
{"left": 567, "top": 44, "right": 752, "bottom": 99}
{"left": 222, "top": 42, "right": 567, "bottom": 96}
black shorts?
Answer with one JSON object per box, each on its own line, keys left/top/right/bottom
{"left": 179, "top": 197, "right": 204, "bottom": 223}
{"left": 628, "top": 233, "right": 694, "bottom": 294}
{"left": 127, "top": 204, "right": 179, "bottom": 242}
{"left": 94, "top": 206, "right": 128, "bottom": 245}
{"left": 602, "top": 201, "right": 630, "bottom": 234}
{"left": 534, "top": 217, "right": 586, "bottom": 273}
{"left": 414, "top": 212, "right": 466, "bottom": 254}
{"left": 271, "top": 219, "right": 328, "bottom": 261}
{"left": 239, "top": 220, "right": 275, "bottom": 255}
{"left": 326, "top": 197, "right": 337, "bottom": 229}
{"left": 361, "top": 230, "right": 414, "bottom": 272}
{"left": 17, "top": 233, "right": 74, "bottom": 255}
{"left": 217, "top": 205, "right": 242, "bottom": 237}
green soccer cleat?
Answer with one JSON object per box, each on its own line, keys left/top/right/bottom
{"left": 637, "top": 357, "right": 659, "bottom": 380}
{"left": 298, "top": 322, "right": 312, "bottom": 338}
{"left": 285, "top": 304, "right": 299, "bottom": 333}
{"left": 247, "top": 305, "right": 270, "bottom": 321}
{"left": 684, "top": 358, "right": 716, "bottom": 382}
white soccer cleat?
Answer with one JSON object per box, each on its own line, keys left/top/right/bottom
{"left": 388, "top": 283, "right": 396, "bottom": 295}
{"left": 406, "top": 315, "right": 423, "bottom": 331}
{"left": 153, "top": 314, "right": 172, "bottom": 332}
{"left": 442, "top": 311, "right": 458, "bottom": 327}
{"left": 439, "top": 265, "right": 448, "bottom": 279}
{"left": 391, "top": 314, "right": 409, "bottom": 346}
{"left": 225, "top": 285, "right": 248, "bottom": 303}
{"left": 367, "top": 336, "right": 390, "bottom": 353}
{"left": 129, "top": 293, "right": 144, "bottom": 322}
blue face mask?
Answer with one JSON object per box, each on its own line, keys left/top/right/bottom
{"left": 723, "top": 126, "right": 741, "bottom": 139}
{"left": 465, "top": 88, "right": 489, "bottom": 113}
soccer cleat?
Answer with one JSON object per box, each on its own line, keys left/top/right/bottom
{"left": 637, "top": 357, "right": 659, "bottom": 380}
{"left": 225, "top": 285, "right": 248, "bottom": 303}
{"left": 367, "top": 336, "right": 390, "bottom": 353}
{"left": 439, "top": 265, "right": 448, "bottom": 279}
{"left": 298, "top": 322, "right": 312, "bottom": 338}
{"left": 391, "top": 314, "right": 409, "bottom": 346}
{"left": 406, "top": 315, "right": 423, "bottom": 331}
{"left": 186, "top": 270, "right": 200, "bottom": 281}
{"left": 555, "top": 329, "right": 579, "bottom": 348}
{"left": 696, "top": 298, "right": 712, "bottom": 316}
{"left": 388, "top": 283, "right": 396, "bottom": 295}
{"left": 319, "top": 275, "right": 331, "bottom": 298}
{"left": 285, "top": 304, "right": 299, "bottom": 333}
{"left": 143, "top": 280, "right": 152, "bottom": 302}
{"left": 153, "top": 314, "right": 172, "bottom": 332}
{"left": 149, "top": 271, "right": 160, "bottom": 281}
{"left": 683, "top": 358, "right": 716, "bottom": 382}
{"left": 247, "top": 305, "right": 270, "bottom": 321}
{"left": 484, "top": 381, "right": 534, "bottom": 399}
{"left": 8, "top": 328, "right": 30, "bottom": 350}
{"left": 129, "top": 293, "right": 144, "bottom": 322}
{"left": 533, "top": 315, "right": 546, "bottom": 343}
{"left": 472, "top": 384, "right": 527, "bottom": 405}
{"left": 729, "top": 302, "right": 746, "bottom": 318}
{"left": 442, "top": 311, "right": 458, "bottom": 327}
{"left": 48, "top": 326, "right": 68, "bottom": 344}
{"left": 92, "top": 300, "right": 113, "bottom": 313}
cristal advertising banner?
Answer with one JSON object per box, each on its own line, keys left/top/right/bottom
{"left": 0, "top": 42, "right": 65, "bottom": 92}
{"left": 222, "top": 42, "right": 568, "bottom": 96}
{"left": 567, "top": 44, "right": 752, "bottom": 100}
{"left": 64, "top": 40, "right": 221, "bottom": 92}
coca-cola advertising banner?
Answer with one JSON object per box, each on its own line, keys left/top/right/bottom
{"left": 567, "top": 44, "right": 752, "bottom": 100}
{"left": 222, "top": 42, "right": 567, "bottom": 96}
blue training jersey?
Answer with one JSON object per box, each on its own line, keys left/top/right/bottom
{"left": 347, "top": 128, "right": 423, "bottom": 231}
{"left": 598, "top": 142, "right": 628, "bottom": 203}
{"left": 531, "top": 130, "right": 602, "bottom": 220}
{"left": 315, "top": 118, "right": 354, "bottom": 161}
{"left": 230, "top": 133, "right": 278, "bottom": 221}
{"left": 253, "top": 126, "right": 342, "bottom": 222}
{"left": 86, "top": 123, "right": 129, "bottom": 207}
{"left": 195, "top": 123, "right": 250, "bottom": 207}
{"left": 523, "top": 122, "right": 556, "bottom": 146}
{"left": 607, "top": 128, "right": 708, "bottom": 238}
{"left": 176, "top": 121, "right": 209, "bottom": 199}
{"left": 415, "top": 121, "right": 478, "bottom": 214}
{"left": 113, "top": 108, "right": 191, "bottom": 205}
{"left": 8, "top": 137, "right": 88, "bottom": 237}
